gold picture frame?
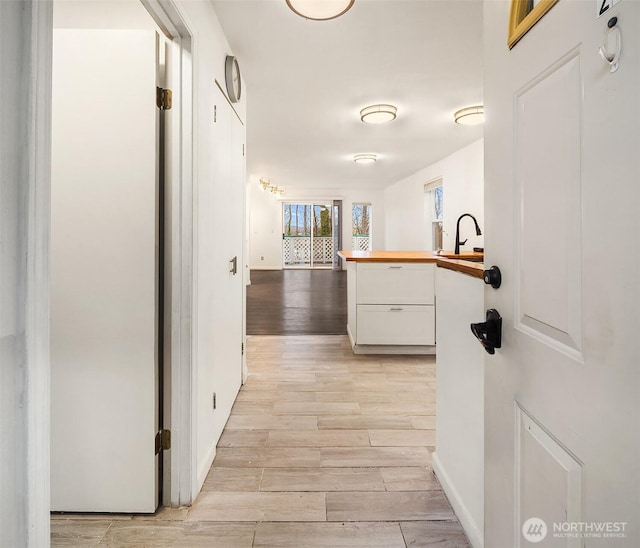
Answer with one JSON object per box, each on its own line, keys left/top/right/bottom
{"left": 508, "top": 0, "right": 560, "bottom": 49}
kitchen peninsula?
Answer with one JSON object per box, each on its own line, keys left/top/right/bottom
{"left": 338, "top": 250, "right": 483, "bottom": 354}
{"left": 340, "top": 249, "right": 486, "bottom": 546}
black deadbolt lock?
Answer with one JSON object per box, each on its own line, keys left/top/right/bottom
{"left": 470, "top": 309, "right": 502, "bottom": 355}
{"left": 483, "top": 265, "right": 502, "bottom": 289}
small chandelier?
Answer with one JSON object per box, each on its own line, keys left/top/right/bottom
{"left": 259, "top": 178, "right": 271, "bottom": 191}
{"left": 285, "top": 0, "right": 355, "bottom": 21}
{"left": 454, "top": 105, "right": 484, "bottom": 126}
{"left": 259, "top": 178, "right": 285, "bottom": 196}
{"left": 360, "top": 104, "right": 397, "bottom": 124}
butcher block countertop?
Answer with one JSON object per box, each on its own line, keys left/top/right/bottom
{"left": 338, "top": 250, "right": 484, "bottom": 279}
{"left": 339, "top": 250, "right": 439, "bottom": 262}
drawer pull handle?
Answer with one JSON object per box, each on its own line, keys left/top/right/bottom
{"left": 389, "top": 307, "right": 404, "bottom": 311}
{"left": 389, "top": 266, "right": 403, "bottom": 269}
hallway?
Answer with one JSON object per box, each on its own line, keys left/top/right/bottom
{"left": 51, "top": 336, "right": 469, "bottom": 546}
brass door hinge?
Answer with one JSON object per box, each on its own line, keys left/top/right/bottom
{"left": 156, "top": 87, "right": 172, "bottom": 110}
{"left": 155, "top": 429, "right": 171, "bottom": 454}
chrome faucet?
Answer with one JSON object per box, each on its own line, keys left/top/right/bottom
{"left": 454, "top": 213, "right": 482, "bottom": 255}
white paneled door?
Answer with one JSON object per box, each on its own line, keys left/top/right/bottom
{"left": 484, "top": 2, "right": 639, "bottom": 547}
{"left": 51, "top": 30, "right": 161, "bottom": 512}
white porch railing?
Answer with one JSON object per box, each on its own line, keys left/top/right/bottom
{"left": 283, "top": 236, "right": 334, "bottom": 266}
{"left": 283, "top": 235, "right": 371, "bottom": 266}
{"left": 352, "top": 235, "right": 370, "bottom": 251}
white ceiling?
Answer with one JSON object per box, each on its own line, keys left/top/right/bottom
{"left": 213, "top": 0, "right": 484, "bottom": 191}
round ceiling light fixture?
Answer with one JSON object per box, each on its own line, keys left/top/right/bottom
{"left": 454, "top": 105, "right": 485, "bottom": 126}
{"left": 360, "top": 104, "right": 398, "bottom": 124}
{"left": 354, "top": 153, "right": 377, "bottom": 165}
{"left": 285, "top": 0, "right": 355, "bottom": 21}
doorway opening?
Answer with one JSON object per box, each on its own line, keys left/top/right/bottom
{"left": 424, "top": 178, "right": 443, "bottom": 252}
{"left": 282, "top": 202, "right": 335, "bottom": 269}
{"left": 351, "top": 202, "right": 372, "bottom": 251}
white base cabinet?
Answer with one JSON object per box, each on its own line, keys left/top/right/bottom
{"left": 346, "top": 261, "right": 436, "bottom": 354}
{"left": 356, "top": 305, "right": 435, "bottom": 345}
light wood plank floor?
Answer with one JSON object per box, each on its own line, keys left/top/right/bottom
{"left": 51, "top": 335, "right": 470, "bottom": 547}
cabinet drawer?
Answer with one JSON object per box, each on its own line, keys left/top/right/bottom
{"left": 356, "top": 304, "right": 435, "bottom": 345}
{"left": 356, "top": 263, "right": 434, "bottom": 305}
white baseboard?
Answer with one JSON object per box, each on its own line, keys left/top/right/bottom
{"left": 196, "top": 440, "right": 217, "bottom": 494}
{"left": 347, "top": 324, "right": 356, "bottom": 348}
{"left": 432, "top": 452, "right": 484, "bottom": 548}
{"left": 351, "top": 344, "right": 436, "bottom": 355}
{"left": 249, "top": 265, "right": 282, "bottom": 270}
{"left": 346, "top": 325, "right": 436, "bottom": 355}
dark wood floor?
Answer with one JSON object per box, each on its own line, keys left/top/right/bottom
{"left": 247, "top": 269, "right": 347, "bottom": 335}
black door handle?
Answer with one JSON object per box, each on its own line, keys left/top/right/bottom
{"left": 470, "top": 309, "right": 502, "bottom": 355}
{"left": 483, "top": 266, "right": 502, "bottom": 289}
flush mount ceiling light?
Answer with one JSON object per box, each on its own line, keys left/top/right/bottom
{"left": 354, "top": 153, "right": 377, "bottom": 165}
{"left": 285, "top": 0, "right": 355, "bottom": 21}
{"left": 360, "top": 104, "right": 398, "bottom": 124}
{"left": 454, "top": 105, "right": 485, "bottom": 126}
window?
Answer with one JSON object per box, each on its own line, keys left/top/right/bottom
{"left": 352, "top": 203, "right": 371, "bottom": 251}
{"left": 424, "top": 178, "right": 443, "bottom": 251}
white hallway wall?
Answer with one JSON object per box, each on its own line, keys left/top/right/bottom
{"left": 248, "top": 183, "right": 386, "bottom": 269}
{"left": 384, "top": 139, "right": 484, "bottom": 251}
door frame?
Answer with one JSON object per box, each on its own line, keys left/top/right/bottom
{"left": 20, "top": 2, "right": 54, "bottom": 545}
{"left": 141, "top": 0, "right": 196, "bottom": 510}
{"left": 282, "top": 201, "right": 335, "bottom": 269}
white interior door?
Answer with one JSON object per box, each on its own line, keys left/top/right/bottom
{"left": 51, "top": 29, "right": 160, "bottom": 512}
{"left": 484, "top": 2, "right": 639, "bottom": 547}
{"left": 212, "top": 90, "right": 245, "bottom": 439}
{"left": 195, "top": 86, "right": 244, "bottom": 483}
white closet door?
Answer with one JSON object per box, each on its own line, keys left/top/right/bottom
{"left": 210, "top": 88, "right": 244, "bottom": 451}
{"left": 51, "top": 29, "right": 159, "bottom": 512}
{"left": 195, "top": 86, "right": 244, "bottom": 484}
